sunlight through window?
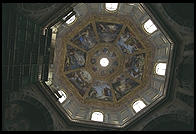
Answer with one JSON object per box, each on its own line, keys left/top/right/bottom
{"left": 66, "top": 15, "right": 76, "bottom": 25}
{"left": 55, "top": 90, "right": 67, "bottom": 103}
{"left": 129, "top": 3, "right": 135, "bottom": 6}
{"left": 91, "top": 112, "right": 104, "bottom": 122}
{"left": 133, "top": 100, "right": 146, "bottom": 113}
{"left": 63, "top": 11, "right": 76, "bottom": 25}
{"left": 156, "top": 63, "right": 167, "bottom": 76}
{"left": 144, "top": 19, "right": 157, "bottom": 34}
{"left": 105, "top": 3, "right": 118, "bottom": 11}
{"left": 62, "top": 11, "right": 73, "bottom": 21}
{"left": 100, "top": 58, "right": 109, "bottom": 67}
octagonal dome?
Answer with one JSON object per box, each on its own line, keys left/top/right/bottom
{"left": 49, "top": 3, "right": 174, "bottom": 128}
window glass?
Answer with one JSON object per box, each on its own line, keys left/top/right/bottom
{"left": 62, "top": 11, "right": 76, "bottom": 25}
{"left": 91, "top": 112, "right": 104, "bottom": 122}
{"left": 45, "top": 80, "right": 52, "bottom": 86}
{"left": 133, "top": 100, "right": 146, "bottom": 113}
{"left": 144, "top": 19, "right": 157, "bottom": 34}
{"left": 105, "top": 3, "right": 118, "bottom": 11}
{"left": 62, "top": 11, "right": 73, "bottom": 21}
{"left": 129, "top": 3, "right": 135, "bottom": 6}
{"left": 66, "top": 15, "right": 76, "bottom": 25}
{"left": 55, "top": 90, "right": 67, "bottom": 103}
{"left": 156, "top": 63, "right": 167, "bottom": 76}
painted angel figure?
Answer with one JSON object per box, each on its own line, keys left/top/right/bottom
{"left": 99, "top": 24, "right": 107, "bottom": 32}
{"left": 79, "top": 29, "right": 95, "bottom": 49}
{"left": 74, "top": 52, "right": 85, "bottom": 66}
{"left": 118, "top": 34, "right": 135, "bottom": 54}
{"left": 107, "top": 24, "right": 117, "bottom": 33}
{"left": 89, "top": 89, "right": 98, "bottom": 98}
{"left": 80, "top": 70, "right": 92, "bottom": 83}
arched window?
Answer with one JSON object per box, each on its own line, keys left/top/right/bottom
{"left": 45, "top": 80, "right": 52, "bottom": 86}
{"left": 133, "top": 100, "right": 146, "bottom": 113}
{"left": 105, "top": 3, "right": 118, "bottom": 12}
{"left": 63, "top": 11, "right": 76, "bottom": 25}
{"left": 91, "top": 111, "right": 104, "bottom": 122}
{"left": 55, "top": 90, "right": 67, "bottom": 103}
{"left": 66, "top": 15, "right": 76, "bottom": 25}
{"left": 129, "top": 3, "right": 135, "bottom": 6}
{"left": 155, "top": 63, "right": 167, "bottom": 76}
{"left": 143, "top": 19, "right": 157, "bottom": 34}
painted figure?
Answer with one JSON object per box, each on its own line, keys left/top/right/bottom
{"left": 80, "top": 70, "right": 92, "bottom": 83}
{"left": 74, "top": 52, "right": 85, "bottom": 66}
{"left": 64, "top": 45, "right": 86, "bottom": 71}
{"left": 117, "top": 28, "right": 143, "bottom": 54}
{"left": 79, "top": 29, "right": 94, "bottom": 49}
{"left": 90, "top": 58, "right": 96, "bottom": 64}
{"left": 118, "top": 36, "right": 136, "bottom": 54}
{"left": 126, "top": 54, "right": 145, "bottom": 80}
{"left": 96, "top": 22, "right": 123, "bottom": 42}
{"left": 88, "top": 81, "right": 112, "bottom": 101}
{"left": 112, "top": 74, "right": 139, "bottom": 100}
{"left": 66, "top": 70, "right": 91, "bottom": 97}
{"left": 92, "top": 66, "right": 97, "bottom": 72}
{"left": 71, "top": 24, "right": 97, "bottom": 51}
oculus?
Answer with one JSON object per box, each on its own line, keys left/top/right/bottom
{"left": 100, "top": 58, "right": 109, "bottom": 67}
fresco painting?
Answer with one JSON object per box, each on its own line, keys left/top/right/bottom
{"left": 92, "top": 48, "right": 116, "bottom": 60}
{"left": 71, "top": 24, "right": 97, "bottom": 51}
{"left": 90, "top": 47, "right": 118, "bottom": 76}
{"left": 64, "top": 45, "right": 86, "bottom": 71}
{"left": 88, "top": 80, "right": 113, "bottom": 101}
{"left": 63, "top": 20, "right": 149, "bottom": 104}
{"left": 125, "top": 53, "right": 145, "bottom": 80}
{"left": 96, "top": 22, "right": 123, "bottom": 43}
{"left": 90, "top": 58, "right": 97, "bottom": 64}
{"left": 66, "top": 70, "right": 92, "bottom": 97}
{"left": 117, "top": 27, "right": 143, "bottom": 54}
{"left": 112, "top": 73, "right": 139, "bottom": 100}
